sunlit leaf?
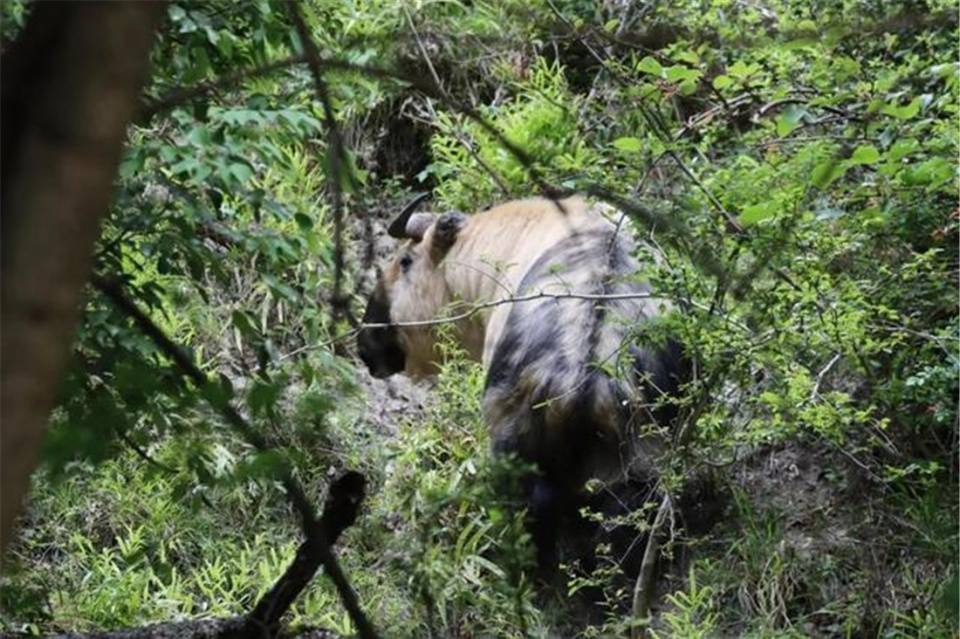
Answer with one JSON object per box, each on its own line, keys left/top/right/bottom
{"left": 849, "top": 145, "right": 881, "bottom": 164}
{"left": 612, "top": 137, "right": 643, "bottom": 153}
{"left": 811, "top": 160, "right": 848, "bottom": 189}
{"left": 636, "top": 56, "right": 664, "bottom": 77}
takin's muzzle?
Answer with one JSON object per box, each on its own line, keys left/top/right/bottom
{"left": 357, "top": 285, "right": 405, "bottom": 379}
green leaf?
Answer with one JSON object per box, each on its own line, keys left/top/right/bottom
{"left": 679, "top": 79, "right": 699, "bottom": 95}
{"left": 612, "top": 137, "right": 643, "bottom": 153}
{"left": 187, "top": 125, "right": 211, "bottom": 146}
{"left": 263, "top": 274, "right": 299, "bottom": 301}
{"left": 672, "top": 49, "right": 699, "bottom": 65}
{"left": 888, "top": 138, "right": 919, "bottom": 162}
{"left": 831, "top": 56, "right": 860, "bottom": 80}
{"left": 727, "top": 60, "right": 760, "bottom": 80}
{"left": 775, "top": 104, "right": 805, "bottom": 137}
{"left": 171, "top": 157, "right": 200, "bottom": 176}
{"left": 849, "top": 145, "right": 881, "bottom": 165}
{"left": 860, "top": 205, "right": 885, "bottom": 228}
{"left": 229, "top": 162, "right": 253, "bottom": 184}
{"left": 294, "top": 212, "right": 314, "bottom": 231}
{"left": 202, "top": 380, "right": 232, "bottom": 410}
{"left": 783, "top": 37, "right": 817, "bottom": 50}
{"left": 636, "top": 82, "right": 660, "bottom": 100}
{"left": 231, "top": 310, "right": 258, "bottom": 339}
{"left": 823, "top": 26, "right": 846, "bottom": 46}
{"left": 881, "top": 97, "right": 921, "bottom": 120}
{"left": 740, "top": 202, "right": 777, "bottom": 225}
{"left": 811, "top": 160, "right": 848, "bottom": 189}
{"left": 248, "top": 380, "right": 283, "bottom": 417}
{"left": 940, "top": 572, "right": 959, "bottom": 620}
{"left": 636, "top": 56, "right": 663, "bottom": 77}
{"left": 118, "top": 149, "right": 145, "bottom": 179}
{"left": 235, "top": 449, "right": 286, "bottom": 481}
{"left": 665, "top": 65, "right": 701, "bottom": 83}
{"left": 902, "top": 157, "right": 953, "bottom": 186}
{"left": 712, "top": 75, "right": 733, "bottom": 90}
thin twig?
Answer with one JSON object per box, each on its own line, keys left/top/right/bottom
{"left": 809, "top": 353, "right": 842, "bottom": 401}
{"left": 360, "top": 290, "right": 657, "bottom": 329}
{"left": 631, "top": 492, "right": 672, "bottom": 639}
{"left": 279, "top": 286, "right": 750, "bottom": 364}
{"left": 115, "top": 427, "right": 178, "bottom": 475}
{"left": 666, "top": 149, "right": 743, "bottom": 234}
{"left": 401, "top": 4, "right": 441, "bottom": 88}
{"left": 407, "top": 98, "right": 512, "bottom": 197}
{"left": 397, "top": 6, "right": 509, "bottom": 196}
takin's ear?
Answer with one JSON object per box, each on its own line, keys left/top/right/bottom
{"left": 429, "top": 211, "right": 467, "bottom": 262}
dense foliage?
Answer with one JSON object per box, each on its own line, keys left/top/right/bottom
{"left": 2, "top": 0, "right": 957, "bottom": 637}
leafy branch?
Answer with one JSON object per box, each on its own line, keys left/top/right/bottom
{"left": 140, "top": 54, "right": 307, "bottom": 122}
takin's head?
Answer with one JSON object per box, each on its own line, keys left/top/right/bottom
{"left": 357, "top": 194, "right": 468, "bottom": 379}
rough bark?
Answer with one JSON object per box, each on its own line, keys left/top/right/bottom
{"left": 0, "top": 1, "right": 165, "bottom": 554}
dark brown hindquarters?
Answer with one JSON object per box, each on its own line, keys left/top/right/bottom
{"left": 482, "top": 230, "right": 689, "bottom": 573}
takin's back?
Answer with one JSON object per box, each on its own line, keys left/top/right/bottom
{"left": 475, "top": 204, "right": 685, "bottom": 489}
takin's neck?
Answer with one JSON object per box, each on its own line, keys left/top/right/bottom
{"left": 440, "top": 195, "right": 616, "bottom": 366}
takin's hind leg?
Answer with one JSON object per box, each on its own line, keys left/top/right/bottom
{"left": 529, "top": 475, "right": 563, "bottom": 574}
{"left": 488, "top": 423, "right": 579, "bottom": 575}
{"left": 527, "top": 473, "right": 586, "bottom": 578}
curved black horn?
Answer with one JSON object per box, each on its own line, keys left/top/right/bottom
{"left": 388, "top": 192, "right": 431, "bottom": 239}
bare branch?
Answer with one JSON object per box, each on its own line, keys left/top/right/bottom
{"left": 91, "top": 275, "right": 379, "bottom": 638}
{"left": 401, "top": 4, "right": 442, "bottom": 89}
{"left": 809, "top": 352, "right": 842, "bottom": 401}
{"left": 246, "top": 471, "right": 367, "bottom": 637}
{"left": 277, "top": 289, "right": 746, "bottom": 363}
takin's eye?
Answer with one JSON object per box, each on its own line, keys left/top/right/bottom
{"left": 400, "top": 254, "right": 413, "bottom": 272}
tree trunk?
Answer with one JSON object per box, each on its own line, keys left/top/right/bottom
{"left": 1, "top": 1, "right": 165, "bottom": 554}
